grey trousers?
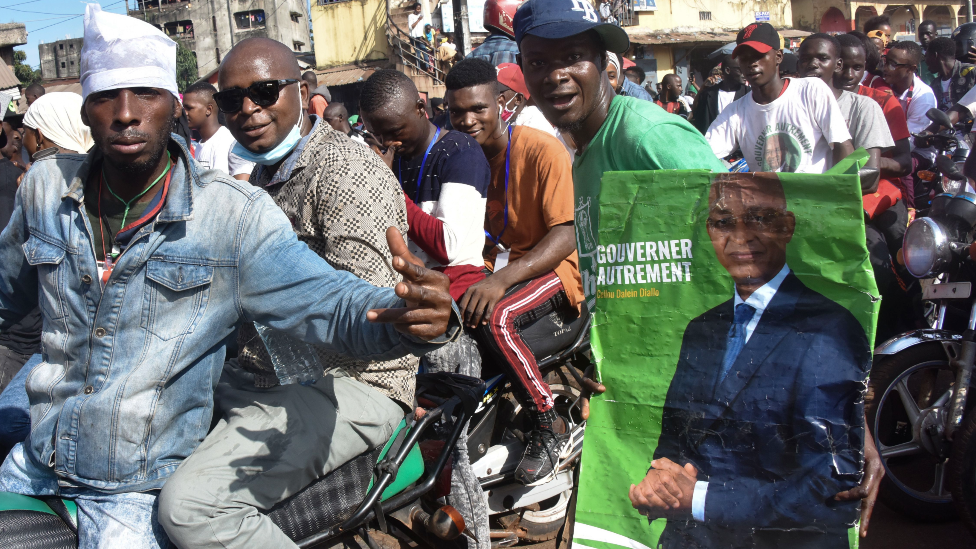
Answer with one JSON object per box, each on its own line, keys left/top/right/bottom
{"left": 158, "top": 364, "right": 404, "bottom": 549}
{"left": 422, "top": 333, "right": 491, "bottom": 549}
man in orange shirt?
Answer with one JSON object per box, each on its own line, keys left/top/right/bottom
{"left": 446, "top": 58, "right": 584, "bottom": 486}
{"left": 303, "top": 70, "right": 329, "bottom": 117}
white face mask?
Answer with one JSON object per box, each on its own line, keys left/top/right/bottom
{"left": 231, "top": 83, "right": 304, "bottom": 166}
{"left": 501, "top": 95, "right": 519, "bottom": 123}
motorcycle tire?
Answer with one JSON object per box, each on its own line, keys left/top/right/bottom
{"left": 949, "top": 408, "right": 976, "bottom": 539}
{"left": 866, "top": 343, "right": 959, "bottom": 522}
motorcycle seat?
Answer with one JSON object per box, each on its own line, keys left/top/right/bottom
{"left": 0, "top": 492, "right": 77, "bottom": 548}
{"left": 522, "top": 300, "right": 591, "bottom": 364}
{"left": 0, "top": 420, "right": 426, "bottom": 546}
{"left": 266, "top": 416, "right": 425, "bottom": 541}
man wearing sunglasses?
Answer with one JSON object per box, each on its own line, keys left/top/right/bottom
{"left": 0, "top": 8, "right": 457, "bottom": 548}
{"left": 156, "top": 37, "right": 434, "bottom": 549}
{"left": 883, "top": 40, "right": 937, "bottom": 171}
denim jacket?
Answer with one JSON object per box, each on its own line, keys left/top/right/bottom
{"left": 0, "top": 136, "right": 448, "bottom": 493}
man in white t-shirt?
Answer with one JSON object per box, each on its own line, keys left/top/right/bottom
{"left": 183, "top": 82, "right": 255, "bottom": 180}
{"left": 883, "top": 40, "right": 937, "bottom": 164}
{"left": 706, "top": 23, "right": 853, "bottom": 173}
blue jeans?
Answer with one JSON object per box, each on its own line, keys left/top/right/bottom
{"left": 0, "top": 442, "right": 172, "bottom": 548}
{"left": 0, "top": 353, "right": 37, "bottom": 457}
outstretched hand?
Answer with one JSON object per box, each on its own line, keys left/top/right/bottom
{"left": 367, "top": 227, "right": 453, "bottom": 341}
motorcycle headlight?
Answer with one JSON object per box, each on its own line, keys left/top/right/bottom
{"left": 903, "top": 217, "right": 951, "bottom": 278}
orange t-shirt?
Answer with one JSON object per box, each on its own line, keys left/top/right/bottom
{"left": 484, "top": 126, "right": 584, "bottom": 308}
{"left": 309, "top": 94, "right": 328, "bottom": 118}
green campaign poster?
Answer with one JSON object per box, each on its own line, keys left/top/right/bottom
{"left": 573, "top": 169, "right": 877, "bottom": 549}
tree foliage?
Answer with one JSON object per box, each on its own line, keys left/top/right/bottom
{"left": 175, "top": 41, "right": 199, "bottom": 93}
{"left": 12, "top": 49, "right": 41, "bottom": 87}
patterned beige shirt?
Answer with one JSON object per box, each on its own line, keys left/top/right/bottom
{"left": 238, "top": 117, "right": 417, "bottom": 409}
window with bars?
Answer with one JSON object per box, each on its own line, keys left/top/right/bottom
{"left": 163, "top": 20, "right": 194, "bottom": 39}
{"left": 317, "top": 0, "right": 353, "bottom": 5}
{"left": 234, "top": 10, "right": 266, "bottom": 30}
{"left": 699, "top": 11, "right": 712, "bottom": 20}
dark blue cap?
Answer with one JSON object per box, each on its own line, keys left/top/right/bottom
{"left": 514, "top": 0, "right": 630, "bottom": 53}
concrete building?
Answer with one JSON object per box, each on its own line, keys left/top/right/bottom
{"left": 0, "top": 23, "right": 27, "bottom": 72}
{"left": 792, "top": 1, "right": 969, "bottom": 38}
{"left": 39, "top": 38, "right": 84, "bottom": 81}
{"left": 613, "top": 0, "right": 801, "bottom": 92}
{"left": 128, "top": 0, "right": 312, "bottom": 80}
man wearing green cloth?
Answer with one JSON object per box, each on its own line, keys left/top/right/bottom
{"left": 512, "top": 0, "right": 726, "bottom": 310}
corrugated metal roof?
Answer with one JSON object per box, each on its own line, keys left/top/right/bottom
{"left": 315, "top": 65, "right": 377, "bottom": 87}
{"left": 627, "top": 28, "right": 810, "bottom": 46}
{"left": 0, "top": 63, "right": 20, "bottom": 91}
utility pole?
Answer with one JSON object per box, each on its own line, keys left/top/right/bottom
{"left": 968, "top": 0, "right": 973, "bottom": 23}
{"left": 452, "top": 0, "right": 471, "bottom": 56}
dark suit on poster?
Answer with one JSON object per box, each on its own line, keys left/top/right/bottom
{"left": 653, "top": 272, "right": 869, "bottom": 549}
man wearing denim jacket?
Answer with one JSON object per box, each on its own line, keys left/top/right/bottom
{"left": 0, "top": 6, "right": 457, "bottom": 548}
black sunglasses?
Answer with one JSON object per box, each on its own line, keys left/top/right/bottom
{"left": 213, "top": 79, "right": 299, "bottom": 113}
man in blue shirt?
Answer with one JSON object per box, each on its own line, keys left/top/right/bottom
{"left": 0, "top": 7, "right": 456, "bottom": 548}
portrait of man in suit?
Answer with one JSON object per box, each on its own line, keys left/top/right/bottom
{"left": 628, "top": 173, "right": 869, "bottom": 548}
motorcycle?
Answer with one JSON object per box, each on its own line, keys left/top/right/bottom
{"left": 868, "top": 183, "right": 976, "bottom": 537}
{"left": 0, "top": 307, "right": 593, "bottom": 548}
{"left": 914, "top": 108, "right": 973, "bottom": 214}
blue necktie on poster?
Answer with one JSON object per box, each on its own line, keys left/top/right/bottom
{"left": 721, "top": 303, "right": 756, "bottom": 380}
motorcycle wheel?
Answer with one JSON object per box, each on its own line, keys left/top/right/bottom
{"left": 949, "top": 408, "right": 976, "bottom": 539}
{"left": 496, "top": 367, "right": 583, "bottom": 542}
{"left": 867, "top": 343, "right": 961, "bottom": 521}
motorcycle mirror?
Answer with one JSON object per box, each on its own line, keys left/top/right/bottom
{"left": 937, "top": 155, "right": 967, "bottom": 181}
{"left": 927, "top": 108, "right": 954, "bottom": 130}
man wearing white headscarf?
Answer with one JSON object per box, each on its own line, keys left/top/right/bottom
{"left": 605, "top": 51, "right": 654, "bottom": 101}
{"left": 22, "top": 92, "right": 94, "bottom": 158}
{"left": 0, "top": 4, "right": 458, "bottom": 548}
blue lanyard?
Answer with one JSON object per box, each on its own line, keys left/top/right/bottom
{"left": 485, "top": 125, "right": 513, "bottom": 246}
{"left": 399, "top": 126, "right": 441, "bottom": 203}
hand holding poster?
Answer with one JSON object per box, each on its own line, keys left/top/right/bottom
{"left": 574, "top": 168, "right": 877, "bottom": 549}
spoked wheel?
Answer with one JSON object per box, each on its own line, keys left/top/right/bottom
{"left": 867, "top": 343, "right": 968, "bottom": 521}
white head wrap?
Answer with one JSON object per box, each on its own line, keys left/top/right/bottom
{"left": 607, "top": 51, "right": 621, "bottom": 73}
{"left": 23, "top": 92, "right": 94, "bottom": 153}
{"left": 80, "top": 4, "right": 178, "bottom": 101}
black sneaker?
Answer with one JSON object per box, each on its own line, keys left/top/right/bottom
{"left": 515, "top": 428, "right": 569, "bottom": 486}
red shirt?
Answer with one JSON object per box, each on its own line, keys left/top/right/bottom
{"left": 858, "top": 84, "right": 911, "bottom": 142}
{"left": 863, "top": 73, "right": 893, "bottom": 94}
{"left": 655, "top": 100, "right": 684, "bottom": 114}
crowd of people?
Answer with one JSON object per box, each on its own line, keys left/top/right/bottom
{"left": 2, "top": 0, "right": 975, "bottom": 547}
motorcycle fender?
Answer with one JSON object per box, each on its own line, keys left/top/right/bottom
{"left": 874, "top": 329, "right": 962, "bottom": 357}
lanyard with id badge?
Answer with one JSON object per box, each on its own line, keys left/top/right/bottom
{"left": 485, "top": 125, "right": 512, "bottom": 271}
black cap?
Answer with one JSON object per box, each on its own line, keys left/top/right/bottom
{"left": 733, "top": 22, "right": 781, "bottom": 58}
